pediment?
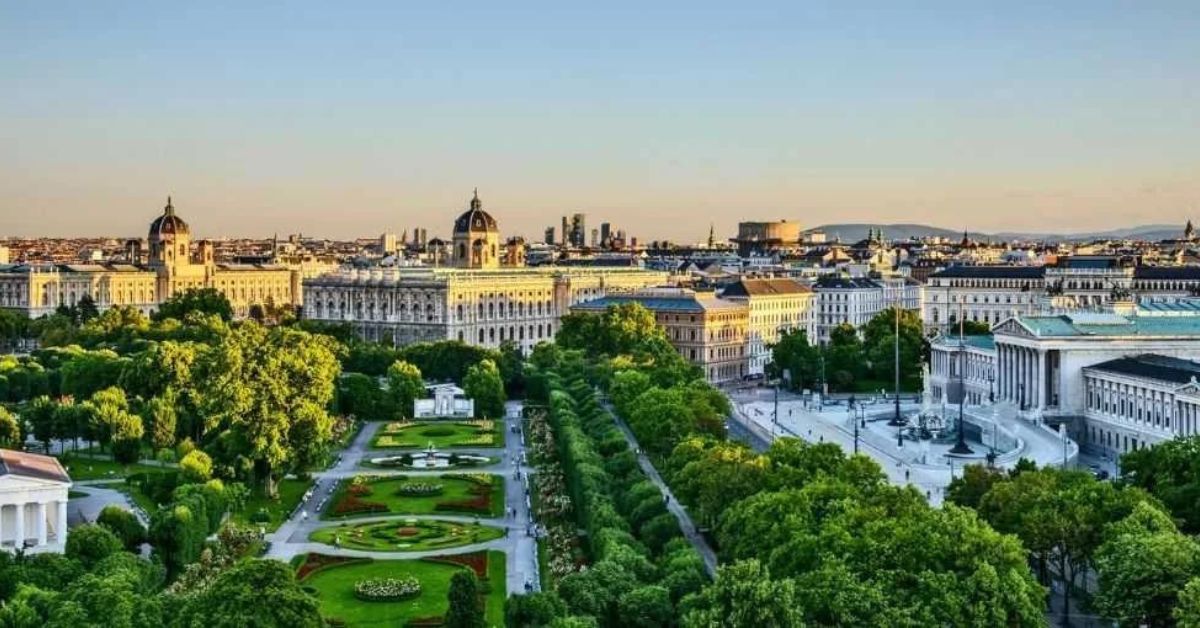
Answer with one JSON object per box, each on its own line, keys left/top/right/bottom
{"left": 993, "top": 318, "right": 1034, "bottom": 338}
{"left": 0, "top": 474, "right": 71, "bottom": 492}
{"left": 1175, "top": 377, "right": 1200, "bottom": 398}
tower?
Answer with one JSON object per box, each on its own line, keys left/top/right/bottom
{"left": 147, "top": 196, "right": 191, "bottom": 272}
{"left": 452, "top": 189, "right": 501, "bottom": 269}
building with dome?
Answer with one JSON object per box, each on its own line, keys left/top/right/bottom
{"left": 0, "top": 198, "right": 299, "bottom": 319}
{"left": 302, "top": 191, "right": 668, "bottom": 353}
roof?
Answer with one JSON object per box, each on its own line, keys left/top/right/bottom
{"left": 1135, "top": 266, "right": 1200, "bottom": 280}
{"left": 1085, "top": 354, "right": 1200, "bottom": 384}
{"left": 571, "top": 293, "right": 747, "bottom": 314}
{"left": 929, "top": 265, "right": 1045, "bottom": 279}
{"left": 148, "top": 197, "right": 190, "bottom": 239}
{"left": 452, "top": 190, "right": 499, "bottom": 234}
{"left": 813, "top": 275, "right": 880, "bottom": 290}
{"left": 1137, "top": 299, "right": 1200, "bottom": 315}
{"left": 933, "top": 334, "right": 997, "bottom": 351}
{"left": 0, "top": 449, "right": 71, "bottom": 483}
{"left": 722, "top": 278, "right": 812, "bottom": 297}
{"left": 1011, "top": 313, "right": 1200, "bottom": 338}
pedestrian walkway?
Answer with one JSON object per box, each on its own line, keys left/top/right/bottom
{"left": 606, "top": 404, "right": 717, "bottom": 577}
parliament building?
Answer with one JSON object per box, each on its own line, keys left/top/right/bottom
{"left": 0, "top": 198, "right": 299, "bottom": 319}
{"left": 302, "top": 191, "right": 668, "bottom": 352}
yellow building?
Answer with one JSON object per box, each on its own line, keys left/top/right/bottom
{"left": 0, "top": 198, "right": 299, "bottom": 318}
{"left": 571, "top": 288, "right": 750, "bottom": 384}
{"left": 302, "top": 191, "right": 667, "bottom": 353}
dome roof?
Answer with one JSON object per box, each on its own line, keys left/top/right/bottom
{"left": 453, "top": 189, "right": 498, "bottom": 234}
{"left": 149, "top": 196, "right": 190, "bottom": 239}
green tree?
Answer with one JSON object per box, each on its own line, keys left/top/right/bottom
{"left": 24, "top": 396, "right": 57, "bottom": 451}
{"left": 445, "top": 570, "right": 486, "bottom": 628}
{"left": 144, "top": 393, "right": 178, "bottom": 451}
{"left": 464, "top": 358, "right": 506, "bottom": 419}
{"left": 96, "top": 506, "right": 146, "bottom": 551}
{"left": 179, "top": 449, "right": 214, "bottom": 483}
{"left": 822, "top": 323, "right": 863, "bottom": 392}
{"left": 154, "top": 287, "right": 234, "bottom": 322}
{"left": 109, "top": 411, "right": 145, "bottom": 467}
{"left": 1120, "top": 435, "right": 1200, "bottom": 532}
{"left": 617, "top": 585, "right": 674, "bottom": 628}
{"left": 386, "top": 359, "right": 425, "bottom": 419}
{"left": 861, "top": 307, "right": 924, "bottom": 390}
{"left": 946, "top": 463, "right": 1007, "bottom": 510}
{"left": 197, "top": 323, "right": 339, "bottom": 496}
{"left": 65, "top": 523, "right": 123, "bottom": 569}
{"left": 1176, "top": 578, "right": 1200, "bottom": 628}
{"left": 769, "top": 328, "right": 821, "bottom": 391}
{"left": 175, "top": 559, "right": 322, "bottom": 627}
{"left": 627, "top": 387, "right": 694, "bottom": 456}
{"left": 1094, "top": 502, "right": 1200, "bottom": 627}
{"left": 505, "top": 591, "right": 568, "bottom": 627}
{"left": 75, "top": 294, "right": 100, "bottom": 323}
{"left": 681, "top": 560, "right": 804, "bottom": 628}
{"left": 0, "top": 406, "right": 19, "bottom": 448}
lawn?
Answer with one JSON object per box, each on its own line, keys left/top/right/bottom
{"left": 298, "top": 551, "right": 507, "bottom": 627}
{"left": 325, "top": 474, "right": 504, "bottom": 519}
{"left": 371, "top": 420, "right": 503, "bottom": 449}
{"left": 310, "top": 518, "right": 505, "bottom": 552}
{"left": 230, "top": 478, "right": 312, "bottom": 532}
{"left": 57, "top": 454, "right": 165, "bottom": 481}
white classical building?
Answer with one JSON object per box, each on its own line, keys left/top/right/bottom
{"left": 0, "top": 449, "right": 71, "bottom": 553}
{"left": 413, "top": 383, "right": 474, "bottom": 419}
{"left": 1080, "top": 355, "right": 1200, "bottom": 458}
{"left": 928, "top": 334, "right": 997, "bottom": 407}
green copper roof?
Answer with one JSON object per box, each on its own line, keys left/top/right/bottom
{"left": 1016, "top": 314, "right": 1200, "bottom": 338}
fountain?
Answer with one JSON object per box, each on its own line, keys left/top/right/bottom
{"left": 369, "top": 443, "right": 491, "bottom": 469}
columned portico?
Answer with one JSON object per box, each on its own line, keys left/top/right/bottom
{"left": 0, "top": 449, "right": 72, "bottom": 554}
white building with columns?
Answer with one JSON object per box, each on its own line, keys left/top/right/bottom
{"left": 929, "top": 334, "right": 997, "bottom": 406}
{"left": 1080, "top": 355, "right": 1200, "bottom": 458}
{"left": 0, "top": 449, "right": 70, "bottom": 553}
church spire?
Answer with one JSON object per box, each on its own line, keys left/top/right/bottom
{"left": 470, "top": 188, "right": 481, "bottom": 211}
{"left": 165, "top": 195, "right": 174, "bottom": 215}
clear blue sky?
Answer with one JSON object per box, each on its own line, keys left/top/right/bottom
{"left": 2, "top": 1, "right": 1198, "bottom": 241}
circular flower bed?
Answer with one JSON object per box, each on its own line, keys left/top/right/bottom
{"left": 353, "top": 576, "right": 422, "bottom": 602}
{"left": 397, "top": 483, "right": 444, "bottom": 496}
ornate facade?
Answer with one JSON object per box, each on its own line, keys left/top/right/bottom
{"left": 0, "top": 198, "right": 299, "bottom": 318}
{"left": 302, "top": 192, "right": 667, "bottom": 353}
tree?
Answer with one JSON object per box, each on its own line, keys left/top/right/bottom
{"left": 179, "top": 449, "right": 214, "bottom": 483}
{"left": 946, "top": 463, "right": 1007, "bottom": 510}
{"left": 1094, "top": 502, "right": 1200, "bottom": 627}
{"left": 861, "top": 307, "right": 924, "bottom": 390}
{"left": 87, "top": 386, "right": 131, "bottom": 451}
{"left": 65, "top": 523, "right": 123, "bottom": 569}
{"left": 386, "top": 360, "right": 425, "bottom": 419}
{"left": 75, "top": 294, "right": 100, "bottom": 323}
{"left": 822, "top": 323, "right": 864, "bottom": 392}
{"left": 445, "top": 570, "right": 486, "bottom": 628}
{"left": 769, "top": 328, "right": 821, "bottom": 391}
{"left": 505, "top": 591, "right": 568, "bottom": 627}
{"left": 1177, "top": 578, "right": 1200, "bottom": 628}
{"left": 464, "top": 358, "right": 506, "bottom": 419}
{"left": 681, "top": 560, "right": 804, "bottom": 628}
{"left": 144, "top": 393, "right": 178, "bottom": 451}
{"left": 197, "top": 323, "right": 339, "bottom": 496}
{"left": 154, "top": 287, "right": 234, "bottom": 322}
{"left": 96, "top": 506, "right": 146, "bottom": 551}
{"left": 175, "top": 559, "right": 322, "bottom": 627}
{"left": 617, "top": 585, "right": 674, "bottom": 628}
{"left": 1120, "top": 435, "right": 1200, "bottom": 532}
{"left": 626, "top": 387, "right": 694, "bottom": 456}
{"left": 109, "top": 411, "right": 145, "bottom": 467}
{"left": 0, "top": 406, "right": 22, "bottom": 449}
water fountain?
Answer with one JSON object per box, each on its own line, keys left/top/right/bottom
{"left": 369, "top": 443, "right": 491, "bottom": 469}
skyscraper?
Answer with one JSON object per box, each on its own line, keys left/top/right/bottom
{"left": 571, "top": 213, "right": 586, "bottom": 247}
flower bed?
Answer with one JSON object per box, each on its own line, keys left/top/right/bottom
{"left": 296, "top": 553, "right": 371, "bottom": 581}
{"left": 422, "top": 551, "right": 489, "bottom": 580}
{"left": 397, "top": 483, "right": 444, "bottom": 497}
{"left": 332, "top": 494, "right": 388, "bottom": 516}
{"left": 353, "top": 576, "right": 422, "bottom": 602}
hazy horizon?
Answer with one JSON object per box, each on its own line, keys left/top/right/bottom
{"left": 3, "top": 2, "right": 1198, "bottom": 241}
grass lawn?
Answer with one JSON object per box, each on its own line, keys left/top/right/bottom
{"left": 300, "top": 551, "right": 507, "bottom": 627}
{"left": 57, "top": 454, "right": 165, "bottom": 481}
{"left": 230, "top": 478, "right": 312, "bottom": 532}
{"left": 310, "top": 518, "right": 504, "bottom": 552}
{"left": 325, "top": 474, "right": 504, "bottom": 519}
{"left": 371, "top": 420, "right": 504, "bottom": 449}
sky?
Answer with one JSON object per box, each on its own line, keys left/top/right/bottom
{"left": 1, "top": 1, "right": 1198, "bottom": 242}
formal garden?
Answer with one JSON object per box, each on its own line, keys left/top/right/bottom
{"left": 371, "top": 420, "right": 503, "bottom": 449}
{"left": 325, "top": 473, "right": 504, "bottom": 518}
{"left": 295, "top": 551, "right": 506, "bottom": 627}
{"left": 310, "top": 518, "right": 505, "bottom": 552}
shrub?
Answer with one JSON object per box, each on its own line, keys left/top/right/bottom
{"left": 398, "top": 483, "right": 445, "bottom": 497}
{"left": 96, "top": 505, "right": 146, "bottom": 551}
{"left": 65, "top": 523, "right": 123, "bottom": 568}
{"left": 179, "top": 449, "right": 214, "bottom": 483}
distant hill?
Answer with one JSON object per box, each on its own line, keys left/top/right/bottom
{"left": 808, "top": 223, "right": 1186, "bottom": 243}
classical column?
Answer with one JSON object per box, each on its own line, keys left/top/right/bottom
{"left": 35, "top": 502, "right": 46, "bottom": 547}
{"left": 56, "top": 500, "right": 68, "bottom": 545}
{"left": 13, "top": 503, "right": 24, "bottom": 549}
{"left": 0, "top": 504, "right": 5, "bottom": 548}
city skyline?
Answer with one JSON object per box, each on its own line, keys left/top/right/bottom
{"left": 3, "top": 2, "right": 1199, "bottom": 240}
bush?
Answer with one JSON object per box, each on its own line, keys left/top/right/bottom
{"left": 65, "top": 523, "right": 124, "bottom": 568}
{"left": 96, "top": 505, "right": 146, "bottom": 551}
{"left": 179, "top": 449, "right": 214, "bottom": 483}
